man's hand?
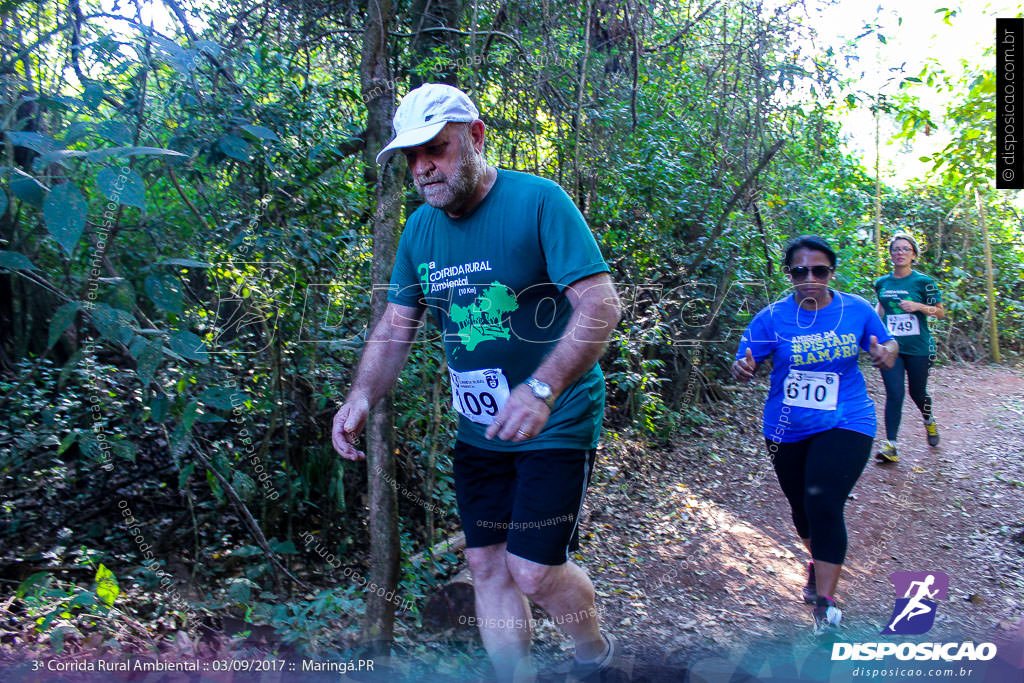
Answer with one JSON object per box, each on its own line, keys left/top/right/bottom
{"left": 868, "top": 335, "right": 896, "bottom": 369}
{"left": 332, "top": 395, "right": 370, "bottom": 460}
{"left": 484, "top": 384, "right": 551, "bottom": 443}
{"left": 731, "top": 347, "right": 757, "bottom": 382}
{"left": 898, "top": 299, "right": 919, "bottom": 313}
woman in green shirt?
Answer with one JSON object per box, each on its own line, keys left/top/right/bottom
{"left": 873, "top": 233, "right": 945, "bottom": 463}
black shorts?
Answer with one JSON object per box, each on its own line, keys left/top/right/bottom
{"left": 453, "top": 441, "right": 597, "bottom": 566}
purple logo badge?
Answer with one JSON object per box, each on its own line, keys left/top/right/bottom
{"left": 881, "top": 571, "right": 948, "bottom": 635}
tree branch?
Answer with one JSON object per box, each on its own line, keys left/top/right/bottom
{"left": 189, "top": 443, "right": 309, "bottom": 590}
{"left": 688, "top": 139, "right": 785, "bottom": 272}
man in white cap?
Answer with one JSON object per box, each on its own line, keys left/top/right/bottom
{"left": 332, "top": 83, "right": 623, "bottom": 681}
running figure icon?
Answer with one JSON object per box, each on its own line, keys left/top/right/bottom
{"left": 888, "top": 575, "right": 939, "bottom": 631}
{"left": 882, "top": 571, "right": 948, "bottom": 635}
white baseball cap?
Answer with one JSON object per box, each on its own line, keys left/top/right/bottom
{"left": 375, "top": 83, "right": 480, "bottom": 165}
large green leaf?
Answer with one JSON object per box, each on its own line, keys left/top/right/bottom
{"left": 144, "top": 275, "right": 183, "bottom": 314}
{"left": 195, "top": 40, "right": 222, "bottom": 57}
{"left": 94, "top": 564, "right": 119, "bottom": 606}
{"left": 83, "top": 146, "right": 187, "bottom": 161}
{"left": 178, "top": 462, "right": 194, "bottom": 489}
{"left": 43, "top": 183, "right": 87, "bottom": 256}
{"left": 96, "top": 167, "right": 145, "bottom": 208}
{"left": 4, "top": 131, "right": 57, "bottom": 154}
{"left": 10, "top": 177, "right": 46, "bottom": 207}
{"left": 96, "top": 120, "right": 133, "bottom": 145}
{"left": 16, "top": 571, "right": 50, "bottom": 599}
{"left": 160, "top": 258, "right": 212, "bottom": 268}
{"left": 48, "top": 301, "right": 81, "bottom": 348}
{"left": 240, "top": 124, "right": 279, "bottom": 142}
{"left": 133, "top": 338, "right": 163, "bottom": 387}
{"left": 82, "top": 80, "right": 105, "bottom": 108}
{"left": 149, "top": 394, "right": 169, "bottom": 422}
{"left": 56, "top": 431, "right": 78, "bottom": 456}
{"left": 205, "top": 468, "right": 225, "bottom": 504}
{"left": 0, "top": 250, "right": 38, "bottom": 271}
{"left": 199, "top": 386, "right": 241, "bottom": 410}
{"left": 232, "top": 470, "right": 257, "bottom": 501}
{"left": 271, "top": 539, "right": 298, "bottom": 554}
{"left": 62, "top": 122, "right": 93, "bottom": 145}
{"left": 169, "top": 329, "right": 208, "bottom": 362}
{"left": 90, "top": 303, "right": 135, "bottom": 345}
{"left": 183, "top": 399, "right": 201, "bottom": 432}
{"left": 217, "top": 135, "right": 251, "bottom": 162}
{"left": 112, "top": 439, "right": 136, "bottom": 462}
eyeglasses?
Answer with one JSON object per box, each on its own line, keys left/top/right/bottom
{"left": 785, "top": 265, "right": 834, "bottom": 281}
{"left": 890, "top": 247, "right": 914, "bottom": 254}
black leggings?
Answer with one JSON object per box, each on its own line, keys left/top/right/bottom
{"left": 766, "top": 429, "right": 872, "bottom": 565}
{"left": 880, "top": 353, "right": 933, "bottom": 441}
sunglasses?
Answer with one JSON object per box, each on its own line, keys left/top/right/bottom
{"left": 785, "top": 265, "right": 834, "bottom": 280}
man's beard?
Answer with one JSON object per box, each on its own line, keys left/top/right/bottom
{"left": 415, "top": 143, "right": 482, "bottom": 212}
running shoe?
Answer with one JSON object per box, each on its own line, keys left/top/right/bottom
{"left": 924, "top": 419, "right": 940, "bottom": 447}
{"left": 802, "top": 561, "right": 818, "bottom": 604}
{"left": 875, "top": 440, "right": 898, "bottom": 463}
{"left": 813, "top": 595, "right": 842, "bottom": 635}
{"left": 567, "top": 633, "right": 627, "bottom": 682}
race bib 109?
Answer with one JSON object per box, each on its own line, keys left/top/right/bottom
{"left": 449, "top": 367, "right": 509, "bottom": 425}
{"left": 782, "top": 370, "right": 839, "bottom": 411}
{"left": 887, "top": 313, "right": 920, "bottom": 336}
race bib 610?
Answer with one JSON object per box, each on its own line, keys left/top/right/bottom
{"left": 782, "top": 370, "right": 839, "bottom": 411}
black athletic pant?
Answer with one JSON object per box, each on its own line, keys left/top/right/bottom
{"left": 766, "top": 428, "right": 872, "bottom": 565}
{"left": 880, "top": 353, "right": 933, "bottom": 441}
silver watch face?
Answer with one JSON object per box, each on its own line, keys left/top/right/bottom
{"left": 528, "top": 378, "right": 551, "bottom": 399}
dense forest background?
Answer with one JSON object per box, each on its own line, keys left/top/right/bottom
{"left": 1, "top": 0, "right": 1021, "bottom": 669}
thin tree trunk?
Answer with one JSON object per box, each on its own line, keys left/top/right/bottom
{"left": 360, "top": 0, "right": 404, "bottom": 654}
{"left": 873, "top": 103, "right": 882, "bottom": 273}
{"left": 974, "top": 188, "right": 1001, "bottom": 363}
{"left": 408, "top": 0, "right": 466, "bottom": 88}
{"left": 572, "top": 0, "right": 593, "bottom": 206}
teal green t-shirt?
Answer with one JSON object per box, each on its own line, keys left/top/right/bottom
{"left": 388, "top": 169, "right": 611, "bottom": 451}
{"left": 874, "top": 271, "right": 942, "bottom": 356}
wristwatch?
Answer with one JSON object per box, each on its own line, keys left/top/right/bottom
{"left": 525, "top": 377, "right": 556, "bottom": 409}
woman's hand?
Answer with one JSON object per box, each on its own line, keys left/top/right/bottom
{"left": 731, "top": 347, "right": 758, "bottom": 382}
{"left": 868, "top": 335, "right": 897, "bottom": 370}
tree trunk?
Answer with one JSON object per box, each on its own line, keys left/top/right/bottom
{"left": 572, "top": 0, "right": 594, "bottom": 206}
{"left": 360, "top": 0, "right": 404, "bottom": 654}
{"left": 408, "top": 0, "right": 467, "bottom": 88}
{"left": 873, "top": 104, "right": 883, "bottom": 273}
{"left": 974, "top": 188, "right": 1001, "bottom": 363}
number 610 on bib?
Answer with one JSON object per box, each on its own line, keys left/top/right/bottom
{"left": 782, "top": 370, "right": 839, "bottom": 411}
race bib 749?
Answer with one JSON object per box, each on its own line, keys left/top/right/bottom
{"left": 887, "top": 313, "right": 920, "bottom": 336}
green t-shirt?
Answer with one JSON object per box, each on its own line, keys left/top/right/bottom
{"left": 874, "top": 271, "right": 942, "bottom": 356}
{"left": 388, "top": 169, "right": 611, "bottom": 451}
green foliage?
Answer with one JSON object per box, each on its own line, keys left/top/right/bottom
{"left": 0, "top": 0, "right": 1020, "bottom": 657}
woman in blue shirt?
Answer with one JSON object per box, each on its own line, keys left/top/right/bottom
{"left": 732, "top": 235, "right": 898, "bottom": 634}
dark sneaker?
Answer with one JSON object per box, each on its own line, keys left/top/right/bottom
{"left": 802, "top": 561, "right": 818, "bottom": 604}
{"left": 925, "top": 419, "right": 940, "bottom": 447}
{"left": 875, "top": 440, "right": 898, "bottom": 463}
{"left": 813, "top": 595, "right": 842, "bottom": 635}
{"left": 567, "top": 633, "right": 627, "bottom": 682}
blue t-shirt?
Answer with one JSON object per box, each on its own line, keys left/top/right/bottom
{"left": 735, "top": 290, "right": 893, "bottom": 443}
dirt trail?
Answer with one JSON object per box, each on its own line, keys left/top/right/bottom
{"left": 570, "top": 362, "right": 1024, "bottom": 679}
